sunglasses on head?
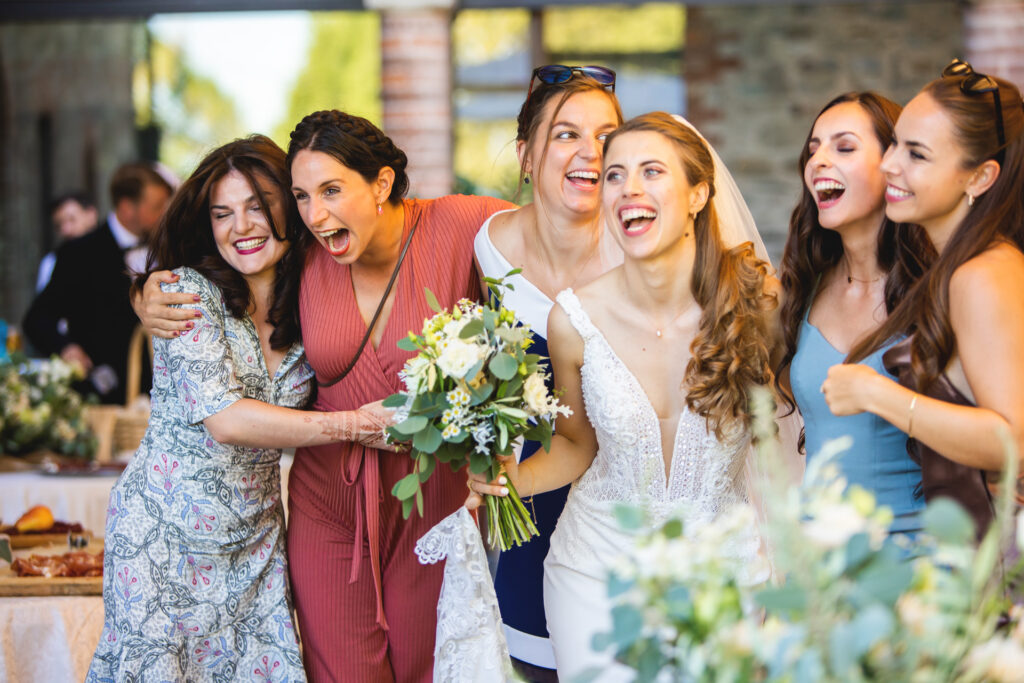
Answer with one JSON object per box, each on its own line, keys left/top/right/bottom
{"left": 525, "top": 64, "right": 616, "bottom": 109}
{"left": 942, "top": 58, "right": 1005, "bottom": 149}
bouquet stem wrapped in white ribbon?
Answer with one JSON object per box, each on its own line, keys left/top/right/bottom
{"left": 386, "top": 272, "right": 570, "bottom": 550}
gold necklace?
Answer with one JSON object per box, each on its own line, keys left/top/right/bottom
{"left": 635, "top": 300, "right": 696, "bottom": 339}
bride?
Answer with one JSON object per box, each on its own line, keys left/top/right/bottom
{"left": 470, "top": 111, "right": 779, "bottom": 679}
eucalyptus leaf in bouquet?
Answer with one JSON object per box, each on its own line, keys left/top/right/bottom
{"left": 386, "top": 271, "right": 572, "bottom": 550}
{"left": 0, "top": 352, "right": 96, "bottom": 459}
{"left": 599, "top": 387, "right": 1024, "bottom": 683}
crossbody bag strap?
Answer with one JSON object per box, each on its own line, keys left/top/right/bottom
{"left": 318, "top": 219, "right": 420, "bottom": 388}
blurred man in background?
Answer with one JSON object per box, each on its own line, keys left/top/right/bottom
{"left": 23, "top": 162, "right": 173, "bottom": 404}
{"left": 36, "top": 191, "right": 100, "bottom": 292}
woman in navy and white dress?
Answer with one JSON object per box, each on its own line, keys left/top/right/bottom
{"left": 473, "top": 65, "right": 622, "bottom": 681}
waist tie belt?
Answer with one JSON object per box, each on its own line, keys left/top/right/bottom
{"left": 340, "top": 442, "right": 389, "bottom": 631}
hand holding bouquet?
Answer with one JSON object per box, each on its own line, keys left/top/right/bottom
{"left": 385, "top": 272, "right": 571, "bottom": 550}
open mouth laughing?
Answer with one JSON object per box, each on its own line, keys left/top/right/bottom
{"left": 566, "top": 169, "right": 600, "bottom": 190}
{"left": 317, "top": 227, "right": 351, "bottom": 256}
{"left": 813, "top": 178, "right": 846, "bottom": 208}
{"left": 619, "top": 206, "right": 658, "bottom": 235}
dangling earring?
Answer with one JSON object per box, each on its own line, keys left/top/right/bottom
{"left": 377, "top": 202, "right": 383, "bottom": 216}
{"left": 966, "top": 193, "right": 975, "bottom": 208}
{"left": 524, "top": 175, "right": 531, "bottom": 185}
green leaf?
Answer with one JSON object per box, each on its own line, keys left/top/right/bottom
{"left": 392, "top": 415, "right": 428, "bottom": 435}
{"left": 469, "top": 451, "right": 490, "bottom": 474}
{"left": 415, "top": 487, "right": 424, "bottom": 517}
{"left": 609, "top": 604, "right": 643, "bottom": 647}
{"left": 922, "top": 497, "right": 976, "bottom": 545}
{"left": 755, "top": 580, "right": 807, "bottom": 613}
{"left": 496, "top": 405, "right": 529, "bottom": 420}
{"left": 397, "top": 337, "right": 418, "bottom": 352}
{"left": 391, "top": 473, "right": 420, "bottom": 501}
{"left": 459, "top": 319, "right": 485, "bottom": 339}
{"left": 483, "top": 308, "right": 498, "bottom": 333}
{"left": 402, "top": 496, "right": 414, "bottom": 519}
{"left": 971, "top": 528, "right": 1001, "bottom": 594}
{"left": 0, "top": 536, "right": 11, "bottom": 564}
{"left": 417, "top": 454, "right": 436, "bottom": 482}
{"left": 662, "top": 518, "right": 683, "bottom": 539}
{"left": 382, "top": 393, "right": 407, "bottom": 408}
{"left": 498, "top": 419, "right": 509, "bottom": 452}
{"left": 853, "top": 559, "right": 913, "bottom": 605}
{"left": 469, "top": 381, "right": 494, "bottom": 406}
{"left": 607, "top": 573, "right": 634, "bottom": 598}
{"left": 842, "top": 532, "right": 873, "bottom": 575}
{"left": 413, "top": 425, "right": 443, "bottom": 454}
{"left": 490, "top": 353, "right": 518, "bottom": 381}
{"left": 613, "top": 504, "right": 644, "bottom": 531}
{"left": 424, "top": 287, "right": 442, "bottom": 313}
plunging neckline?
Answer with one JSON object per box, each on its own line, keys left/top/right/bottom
{"left": 570, "top": 296, "right": 687, "bottom": 487}
{"left": 344, "top": 218, "right": 413, "bottom": 354}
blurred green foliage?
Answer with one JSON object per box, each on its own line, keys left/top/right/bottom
{"left": 272, "top": 12, "right": 381, "bottom": 147}
{"left": 544, "top": 3, "right": 685, "bottom": 54}
{"left": 144, "top": 39, "right": 243, "bottom": 180}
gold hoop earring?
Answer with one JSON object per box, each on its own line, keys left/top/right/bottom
{"left": 966, "top": 193, "right": 975, "bottom": 208}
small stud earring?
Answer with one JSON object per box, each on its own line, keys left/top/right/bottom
{"left": 524, "top": 175, "right": 531, "bottom": 185}
{"left": 966, "top": 193, "right": 975, "bottom": 208}
{"left": 377, "top": 202, "right": 383, "bottom": 215}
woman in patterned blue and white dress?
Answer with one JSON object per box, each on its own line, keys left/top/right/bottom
{"left": 88, "top": 136, "right": 392, "bottom": 682}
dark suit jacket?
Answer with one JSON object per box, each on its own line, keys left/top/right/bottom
{"left": 23, "top": 220, "right": 150, "bottom": 404}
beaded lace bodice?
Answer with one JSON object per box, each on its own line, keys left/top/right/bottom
{"left": 551, "top": 290, "right": 752, "bottom": 567}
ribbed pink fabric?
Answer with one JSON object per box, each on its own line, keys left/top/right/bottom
{"left": 288, "top": 195, "right": 513, "bottom": 683}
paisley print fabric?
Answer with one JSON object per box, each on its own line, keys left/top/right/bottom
{"left": 88, "top": 267, "right": 313, "bottom": 683}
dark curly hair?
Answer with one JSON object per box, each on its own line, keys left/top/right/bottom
{"left": 848, "top": 75, "right": 1024, "bottom": 393}
{"left": 776, "top": 92, "right": 936, "bottom": 430}
{"left": 136, "top": 135, "right": 303, "bottom": 350}
{"left": 603, "top": 112, "right": 778, "bottom": 439}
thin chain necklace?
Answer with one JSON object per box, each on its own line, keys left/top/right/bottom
{"left": 842, "top": 255, "right": 883, "bottom": 284}
{"left": 634, "top": 298, "right": 697, "bottom": 339}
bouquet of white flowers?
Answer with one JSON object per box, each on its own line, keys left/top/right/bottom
{"left": 0, "top": 353, "right": 96, "bottom": 458}
{"left": 385, "top": 272, "right": 571, "bottom": 550}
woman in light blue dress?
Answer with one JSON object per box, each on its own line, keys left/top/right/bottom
{"left": 88, "top": 136, "right": 391, "bottom": 682}
{"left": 777, "top": 93, "right": 936, "bottom": 535}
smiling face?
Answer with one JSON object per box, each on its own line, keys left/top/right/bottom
{"left": 804, "top": 101, "right": 888, "bottom": 235}
{"left": 602, "top": 129, "right": 708, "bottom": 261}
{"left": 290, "top": 149, "right": 387, "bottom": 264}
{"left": 880, "top": 91, "right": 977, "bottom": 245}
{"left": 210, "top": 169, "right": 289, "bottom": 283}
{"left": 524, "top": 89, "right": 621, "bottom": 218}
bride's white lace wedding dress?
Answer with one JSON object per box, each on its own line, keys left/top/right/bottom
{"left": 543, "top": 289, "right": 766, "bottom": 681}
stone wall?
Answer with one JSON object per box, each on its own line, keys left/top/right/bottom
{"left": 0, "top": 20, "right": 142, "bottom": 324}
{"left": 685, "top": 1, "right": 963, "bottom": 261}
{"left": 965, "top": 0, "right": 1024, "bottom": 89}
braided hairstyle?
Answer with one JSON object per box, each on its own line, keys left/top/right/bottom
{"left": 287, "top": 109, "right": 409, "bottom": 213}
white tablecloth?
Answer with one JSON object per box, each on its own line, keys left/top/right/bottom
{"left": 0, "top": 455, "right": 294, "bottom": 681}
{"left": 0, "top": 454, "right": 294, "bottom": 534}
{"left": 0, "top": 595, "right": 104, "bottom": 682}
{"left": 0, "top": 471, "right": 118, "bottom": 535}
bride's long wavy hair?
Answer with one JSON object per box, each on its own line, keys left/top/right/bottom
{"left": 603, "top": 112, "right": 778, "bottom": 439}
{"left": 848, "top": 75, "right": 1024, "bottom": 391}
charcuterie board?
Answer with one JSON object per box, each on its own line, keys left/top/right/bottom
{"left": 0, "top": 540, "right": 103, "bottom": 596}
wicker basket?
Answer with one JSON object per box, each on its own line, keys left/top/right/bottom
{"left": 84, "top": 325, "right": 152, "bottom": 463}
